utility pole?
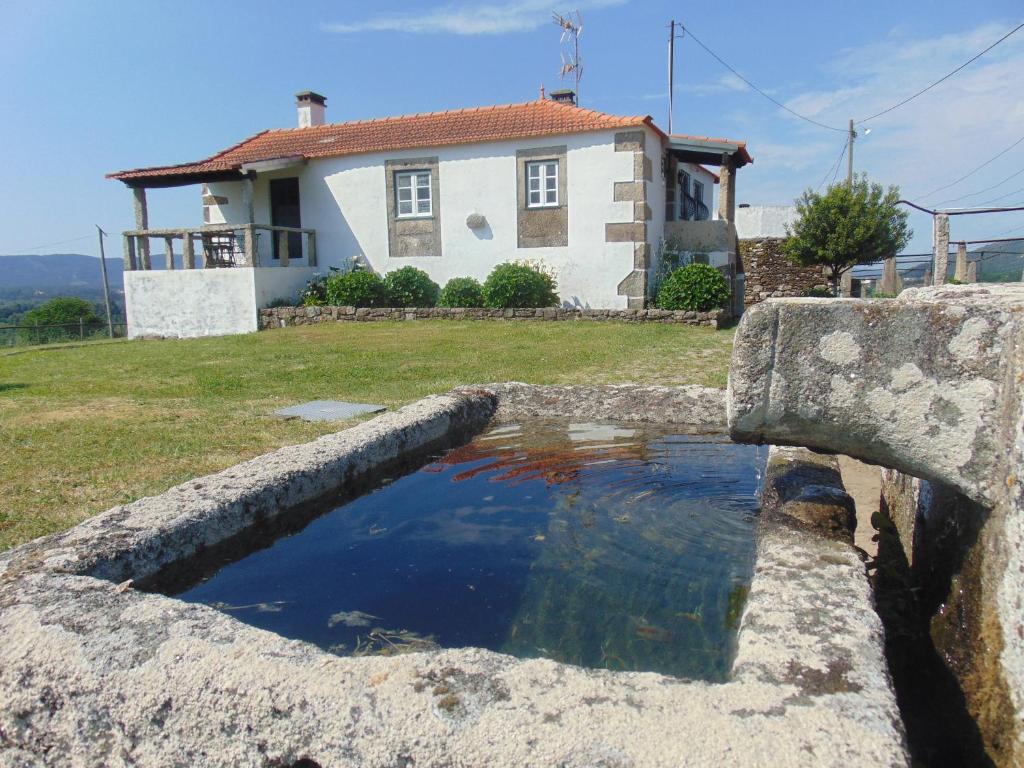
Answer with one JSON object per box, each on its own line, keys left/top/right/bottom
{"left": 668, "top": 20, "right": 675, "bottom": 134}
{"left": 847, "top": 118, "right": 855, "bottom": 185}
{"left": 96, "top": 225, "right": 114, "bottom": 338}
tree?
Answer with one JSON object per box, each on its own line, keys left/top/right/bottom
{"left": 784, "top": 174, "right": 911, "bottom": 296}
{"left": 19, "top": 297, "right": 102, "bottom": 344}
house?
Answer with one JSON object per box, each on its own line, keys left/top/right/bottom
{"left": 108, "top": 90, "right": 751, "bottom": 338}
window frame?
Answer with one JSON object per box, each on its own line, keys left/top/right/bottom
{"left": 394, "top": 169, "right": 433, "bottom": 219}
{"left": 525, "top": 159, "right": 560, "bottom": 208}
{"left": 693, "top": 179, "right": 705, "bottom": 204}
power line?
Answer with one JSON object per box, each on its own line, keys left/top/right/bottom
{"left": 917, "top": 132, "right": 1024, "bottom": 200}
{"left": 679, "top": 23, "right": 846, "bottom": 133}
{"left": 858, "top": 21, "right": 1024, "bottom": 124}
{"left": 3, "top": 233, "right": 94, "bottom": 254}
{"left": 817, "top": 138, "right": 849, "bottom": 191}
{"left": 978, "top": 184, "right": 1024, "bottom": 207}
{"left": 935, "top": 165, "right": 1024, "bottom": 207}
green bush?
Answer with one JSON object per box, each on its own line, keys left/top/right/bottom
{"left": 19, "top": 297, "right": 103, "bottom": 344}
{"left": 802, "top": 286, "right": 834, "bottom": 298}
{"left": 300, "top": 274, "right": 328, "bottom": 306}
{"left": 481, "top": 263, "right": 559, "bottom": 309}
{"left": 655, "top": 263, "right": 730, "bottom": 312}
{"left": 438, "top": 277, "right": 484, "bottom": 308}
{"left": 323, "top": 269, "right": 389, "bottom": 308}
{"left": 383, "top": 266, "right": 440, "bottom": 308}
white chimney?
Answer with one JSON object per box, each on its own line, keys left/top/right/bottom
{"left": 296, "top": 91, "right": 326, "bottom": 128}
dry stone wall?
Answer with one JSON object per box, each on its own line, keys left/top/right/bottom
{"left": 260, "top": 305, "right": 730, "bottom": 329}
{"left": 740, "top": 237, "right": 829, "bottom": 307}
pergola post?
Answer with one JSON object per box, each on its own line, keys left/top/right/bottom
{"left": 717, "top": 155, "right": 736, "bottom": 224}
{"left": 278, "top": 230, "right": 290, "bottom": 267}
{"left": 243, "top": 224, "right": 256, "bottom": 267}
{"left": 182, "top": 232, "right": 195, "bottom": 269}
{"left": 164, "top": 236, "right": 175, "bottom": 271}
{"left": 932, "top": 213, "right": 949, "bottom": 286}
{"left": 122, "top": 234, "right": 137, "bottom": 271}
{"left": 242, "top": 176, "right": 255, "bottom": 225}
{"left": 132, "top": 187, "right": 151, "bottom": 270}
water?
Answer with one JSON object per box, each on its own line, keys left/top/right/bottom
{"left": 172, "top": 421, "right": 764, "bottom": 681}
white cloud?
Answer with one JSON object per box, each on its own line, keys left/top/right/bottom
{"left": 322, "top": 0, "right": 626, "bottom": 36}
{"left": 733, "top": 21, "right": 1024, "bottom": 250}
{"left": 678, "top": 73, "right": 750, "bottom": 96}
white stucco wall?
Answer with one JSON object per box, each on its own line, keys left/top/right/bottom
{"left": 253, "top": 266, "right": 318, "bottom": 307}
{"left": 735, "top": 205, "right": 798, "bottom": 239}
{"left": 125, "top": 269, "right": 259, "bottom": 339}
{"left": 209, "top": 130, "right": 642, "bottom": 309}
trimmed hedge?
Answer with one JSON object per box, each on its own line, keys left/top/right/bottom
{"left": 482, "top": 263, "right": 559, "bottom": 309}
{"left": 655, "top": 263, "right": 730, "bottom": 312}
{"left": 439, "top": 277, "right": 484, "bottom": 308}
{"left": 383, "top": 266, "right": 439, "bottom": 308}
{"left": 323, "top": 270, "right": 390, "bottom": 308}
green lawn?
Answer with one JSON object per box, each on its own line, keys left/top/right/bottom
{"left": 0, "top": 321, "right": 733, "bottom": 551}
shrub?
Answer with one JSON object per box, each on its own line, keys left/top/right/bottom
{"left": 481, "top": 262, "right": 559, "bottom": 309}
{"left": 438, "top": 277, "right": 484, "bottom": 308}
{"left": 323, "top": 269, "right": 389, "bottom": 308}
{"left": 655, "top": 263, "right": 730, "bottom": 312}
{"left": 19, "top": 297, "right": 103, "bottom": 344}
{"left": 300, "top": 274, "right": 328, "bottom": 306}
{"left": 802, "top": 286, "right": 834, "bottom": 298}
{"left": 383, "top": 266, "right": 440, "bottom": 307}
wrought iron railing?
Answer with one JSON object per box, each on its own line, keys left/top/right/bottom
{"left": 681, "top": 194, "right": 710, "bottom": 222}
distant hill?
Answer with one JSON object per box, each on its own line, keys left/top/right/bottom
{"left": 0, "top": 253, "right": 125, "bottom": 292}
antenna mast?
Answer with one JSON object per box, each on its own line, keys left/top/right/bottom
{"left": 668, "top": 20, "right": 675, "bottom": 133}
{"left": 553, "top": 10, "right": 583, "bottom": 104}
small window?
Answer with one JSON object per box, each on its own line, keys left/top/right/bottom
{"left": 679, "top": 170, "right": 691, "bottom": 198}
{"left": 526, "top": 160, "right": 559, "bottom": 208}
{"left": 395, "top": 170, "right": 432, "bottom": 217}
{"left": 693, "top": 180, "right": 705, "bottom": 204}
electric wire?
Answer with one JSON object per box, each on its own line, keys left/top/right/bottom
{"left": 679, "top": 23, "right": 846, "bottom": 133}
{"left": 817, "top": 139, "right": 849, "bottom": 191}
{"left": 857, "top": 21, "right": 1024, "bottom": 124}
{"left": 7, "top": 234, "right": 94, "bottom": 253}
{"left": 917, "top": 132, "right": 1024, "bottom": 200}
{"left": 935, "top": 165, "right": 1024, "bottom": 207}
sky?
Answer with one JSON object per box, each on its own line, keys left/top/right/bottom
{"left": 0, "top": 0, "right": 1022, "bottom": 259}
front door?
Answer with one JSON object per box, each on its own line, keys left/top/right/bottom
{"left": 270, "top": 177, "right": 302, "bottom": 261}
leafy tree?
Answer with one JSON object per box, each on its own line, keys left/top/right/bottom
{"left": 21, "top": 296, "right": 101, "bottom": 327}
{"left": 18, "top": 297, "right": 103, "bottom": 344}
{"left": 785, "top": 175, "right": 911, "bottom": 296}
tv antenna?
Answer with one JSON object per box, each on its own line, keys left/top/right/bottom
{"left": 553, "top": 10, "right": 583, "bottom": 104}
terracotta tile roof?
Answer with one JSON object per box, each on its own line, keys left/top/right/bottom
{"left": 108, "top": 99, "right": 659, "bottom": 184}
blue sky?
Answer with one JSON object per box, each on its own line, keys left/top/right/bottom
{"left": 1, "top": 0, "right": 1022, "bottom": 258}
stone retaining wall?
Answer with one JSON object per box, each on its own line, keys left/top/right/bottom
{"left": 260, "top": 305, "right": 730, "bottom": 329}
{"left": 740, "top": 237, "right": 829, "bottom": 306}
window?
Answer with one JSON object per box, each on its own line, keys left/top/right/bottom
{"left": 679, "top": 170, "right": 691, "bottom": 198}
{"left": 526, "top": 160, "right": 559, "bottom": 207}
{"left": 693, "top": 180, "right": 705, "bottom": 205}
{"left": 395, "top": 171, "right": 432, "bottom": 217}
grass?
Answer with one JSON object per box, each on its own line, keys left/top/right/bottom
{"left": 0, "top": 321, "right": 733, "bottom": 551}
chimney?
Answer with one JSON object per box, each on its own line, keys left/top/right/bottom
{"left": 296, "top": 91, "right": 327, "bottom": 128}
{"left": 549, "top": 89, "right": 576, "bottom": 105}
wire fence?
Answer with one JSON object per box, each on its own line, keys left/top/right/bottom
{"left": 0, "top": 321, "right": 128, "bottom": 348}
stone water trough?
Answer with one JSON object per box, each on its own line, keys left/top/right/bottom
{"left": 2, "top": 283, "right": 1021, "bottom": 766}
{"left": 1, "top": 383, "right": 904, "bottom": 767}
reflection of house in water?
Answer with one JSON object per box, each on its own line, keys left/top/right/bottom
{"left": 425, "top": 423, "right": 645, "bottom": 487}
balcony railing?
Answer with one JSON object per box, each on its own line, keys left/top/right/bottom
{"left": 681, "top": 194, "right": 710, "bottom": 222}
{"left": 122, "top": 224, "right": 317, "bottom": 271}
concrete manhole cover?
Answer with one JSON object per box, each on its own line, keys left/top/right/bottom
{"left": 273, "top": 400, "right": 387, "bottom": 422}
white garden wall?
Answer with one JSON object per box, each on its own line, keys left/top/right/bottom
{"left": 125, "top": 267, "right": 317, "bottom": 339}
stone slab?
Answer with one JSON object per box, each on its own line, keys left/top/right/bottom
{"left": 727, "top": 283, "right": 1024, "bottom": 765}
{"left": 273, "top": 399, "right": 386, "bottom": 422}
